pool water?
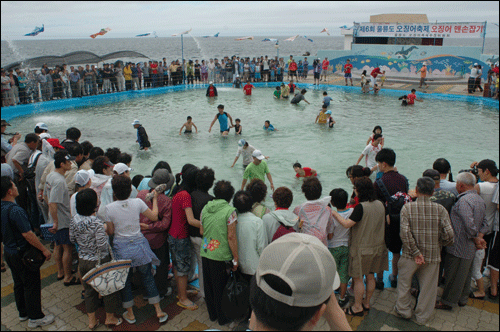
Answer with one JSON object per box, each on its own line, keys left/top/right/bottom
{"left": 8, "top": 86, "right": 499, "bottom": 207}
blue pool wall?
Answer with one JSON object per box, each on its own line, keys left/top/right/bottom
{"left": 1, "top": 83, "right": 498, "bottom": 122}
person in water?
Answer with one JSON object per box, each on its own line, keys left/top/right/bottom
{"left": 208, "top": 104, "right": 234, "bottom": 136}
{"left": 263, "top": 120, "right": 277, "bottom": 131}
{"left": 290, "top": 89, "right": 310, "bottom": 105}
{"left": 293, "top": 162, "right": 317, "bottom": 178}
{"left": 234, "top": 118, "right": 242, "bottom": 135}
{"left": 179, "top": 116, "right": 198, "bottom": 135}
{"left": 206, "top": 81, "right": 218, "bottom": 97}
{"left": 132, "top": 119, "right": 150, "bottom": 151}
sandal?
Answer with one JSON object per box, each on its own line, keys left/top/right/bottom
{"left": 344, "top": 307, "right": 364, "bottom": 317}
{"left": 176, "top": 289, "right": 199, "bottom": 299}
{"left": 488, "top": 287, "right": 498, "bottom": 299}
{"left": 435, "top": 301, "right": 453, "bottom": 310}
{"left": 58, "top": 269, "right": 77, "bottom": 280}
{"left": 105, "top": 318, "right": 123, "bottom": 328}
{"left": 176, "top": 301, "right": 199, "bottom": 311}
{"left": 158, "top": 312, "right": 168, "bottom": 323}
{"left": 122, "top": 311, "right": 136, "bottom": 324}
{"left": 469, "top": 292, "right": 485, "bottom": 300}
{"left": 362, "top": 303, "right": 370, "bottom": 312}
{"left": 89, "top": 321, "right": 100, "bottom": 331}
{"left": 63, "top": 276, "right": 81, "bottom": 286}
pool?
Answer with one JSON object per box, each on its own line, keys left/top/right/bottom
{"left": 4, "top": 84, "right": 499, "bottom": 207}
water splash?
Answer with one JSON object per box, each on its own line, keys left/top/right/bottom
{"left": 3, "top": 35, "right": 25, "bottom": 66}
{"left": 188, "top": 33, "right": 208, "bottom": 60}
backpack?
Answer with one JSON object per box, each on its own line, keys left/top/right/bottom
{"left": 376, "top": 178, "right": 412, "bottom": 253}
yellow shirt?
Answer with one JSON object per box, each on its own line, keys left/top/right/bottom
{"left": 317, "top": 111, "right": 329, "bottom": 124}
{"left": 123, "top": 67, "right": 132, "bottom": 81}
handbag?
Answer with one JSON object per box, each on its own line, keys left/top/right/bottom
{"left": 221, "top": 269, "right": 250, "bottom": 321}
{"left": 82, "top": 242, "right": 132, "bottom": 296}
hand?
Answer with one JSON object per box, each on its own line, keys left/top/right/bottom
{"left": 49, "top": 223, "right": 58, "bottom": 234}
{"left": 140, "top": 223, "right": 150, "bottom": 231}
{"left": 37, "top": 191, "right": 44, "bottom": 202}
{"left": 231, "top": 260, "right": 238, "bottom": 272}
{"left": 230, "top": 165, "right": 234, "bottom": 168}
{"left": 270, "top": 183, "right": 275, "bottom": 192}
{"left": 470, "top": 161, "right": 479, "bottom": 168}
{"left": 43, "top": 249, "right": 52, "bottom": 261}
{"left": 474, "top": 237, "right": 487, "bottom": 249}
{"left": 208, "top": 128, "right": 211, "bottom": 133}
{"left": 153, "top": 189, "right": 159, "bottom": 199}
{"left": 144, "top": 147, "right": 148, "bottom": 151}
{"left": 414, "top": 254, "right": 425, "bottom": 265}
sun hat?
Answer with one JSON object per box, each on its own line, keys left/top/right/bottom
{"left": 252, "top": 150, "right": 265, "bottom": 161}
{"left": 238, "top": 139, "right": 246, "bottom": 147}
{"left": 46, "top": 138, "right": 64, "bottom": 149}
{"left": 255, "top": 233, "right": 340, "bottom": 307}
{"left": 113, "top": 163, "right": 132, "bottom": 175}
{"left": 35, "top": 122, "right": 49, "bottom": 131}
{"left": 422, "top": 169, "right": 440, "bottom": 181}
{"left": 75, "top": 170, "right": 92, "bottom": 186}
{"left": 148, "top": 169, "right": 175, "bottom": 189}
{"left": 131, "top": 119, "right": 141, "bottom": 126}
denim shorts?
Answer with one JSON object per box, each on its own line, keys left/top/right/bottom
{"left": 54, "top": 228, "right": 71, "bottom": 246}
{"left": 168, "top": 235, "right": 192, "bottom": 276}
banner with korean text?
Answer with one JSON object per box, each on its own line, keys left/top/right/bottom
{"left": 354, "top": 23, "right": 486, "bottom": 38}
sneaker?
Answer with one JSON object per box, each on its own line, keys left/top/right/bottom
{"left": 28, "top": 314, "right": 55, "bottom": 328}
{"left": 389, "top": 274, "right": 398, "bottom": 288}
{"left": 375, "top": 278, "right": 385, "bottom": 290}
{"left": 19, "top": 316, "right": 28, "bottom": 322}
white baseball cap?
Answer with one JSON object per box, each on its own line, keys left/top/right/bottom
{"left": 252, "top": 150, "right": 265, "bottom": 160}
{"left": 74, "top": 169, "right": 94, "bottom": 187}
{"left": 238, "top": 139, "right": 246, "bottom": 147}
{"left": 35, "top": 122, "right": 49, "bottom": 131}
{"left": 209, "top": 81, "right": 213, "bottom": 85}
{"left": 113, "top": 163, "right": 132, "bottom": 175}
{"left": 131, "top": 119, "right": 141, "bottom": 126}
{"left": 474, "top": 63, "right": 478, "bottom": 66}
{"left": 39, "top": 133, "right": 51, "bottom": 140}
{"left": 255, "top": 233, "right": 340, "bottom": 307}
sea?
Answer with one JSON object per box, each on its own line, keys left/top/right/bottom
{"left": 1, "top": 36, "right": 499, "bottom": 68}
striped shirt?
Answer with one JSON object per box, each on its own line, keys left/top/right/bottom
{"left": 69, "top": 214, "right": 109, "bottom": 261}
{"left": 446, "top": 190, "right": 488, "bottom": 260}
{"left": 400, "top": 196, "right": 454, "bottom": 264}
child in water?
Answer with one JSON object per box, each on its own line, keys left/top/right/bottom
{"left": 327, "top": 111, "right": 336, "bottom": 128}
{"left": 323, "top": 91, "right": 333, "bottom": 107}
{"left": 315, "top": 104, "right": 329, "bottom": 124}
{"left": 179, "top": 116, "right": 198, "bottom": 135}
{"left": 398, "top": 95, "right": 408, "bottom": 106}
{"left": 263, "top": 120, "right": 277, "bottom": 131}
{"left": 234, "top": 118, "right": 242, "bottom": 135}
{"left": 274, "top": 86, "right": 281, "bottom": 99}
{"left": 366, "top": 125, "right": 384, "bottom": 146}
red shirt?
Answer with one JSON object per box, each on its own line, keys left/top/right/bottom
{"left": 243, "top": 83, "right": 254, "bottom": 95}
{"left": 407, "top": 93, "right": 417, "bottom": 105}
{"left": 272, "top": 225, "right": 296, "bottom": 242}
{"left": 493, "top": 67, "right": 499, "bottom": 74}
{"left": 344, "top": 63, "right": 353, "bottom": 74}
{"left": 169, "top": 190, "right": 192, "bottom": 239}
{"left": 208, "top": 86, "right": 216, "bottom": 97}
{"left": 289, "top": 62, "right": 297, "bottom": 71}
{"left": 322, "top": 60, "right": 329, "bottom": 70}
{"left": 295, "top": 167, "right": 315, "bottom": 178}
{"left": 150, "top": 63, "right": 158, "bottom": 74}
{"left": 371, "top": 68, "right": 382, "bottom": 78}
{"left": 288, "top": 83, "right": 296, "bottom": 93}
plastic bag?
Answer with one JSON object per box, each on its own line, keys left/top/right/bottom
{"left": 221, "top": 270, "right": 250, "bottom": 321}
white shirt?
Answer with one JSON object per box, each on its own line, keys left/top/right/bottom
{"left": 236, "top": 145, "right": 256, "bottom": 166}
{"left": 361, "top": 143, "right": 382, "bottom": 169}
{"left": 105, "top": 198, "right": 148, "bottom": 238}
{"left": 470, "top": 68, "right": 478, "bottom": 79}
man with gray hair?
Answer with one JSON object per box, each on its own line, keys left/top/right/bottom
{"left": 435, "top": 172, "right": 489, "bottom": 310}
{"left": 395, "top": 177, "right": 454, "bottom": 325}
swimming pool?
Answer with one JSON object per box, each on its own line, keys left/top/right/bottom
{"left": 5, "top": 84, "right": 499, "bottom": 207}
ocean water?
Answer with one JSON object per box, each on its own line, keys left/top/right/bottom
{"left": 1, "top": 36, "right": 498, "bottom": 67}
{"left": 6, "top": 86, "right": 499, "bottom": 208}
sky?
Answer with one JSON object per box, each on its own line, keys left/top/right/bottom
{"left": 1, "top": 1, "right": 499, "bottom": 40}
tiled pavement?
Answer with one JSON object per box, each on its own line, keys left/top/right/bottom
{"left": 2, "top": 240, "right": 498, "bottom": 331}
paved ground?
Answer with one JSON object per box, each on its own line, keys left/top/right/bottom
{"left": 1, "top": 79, "right": 498, "bottom": 331}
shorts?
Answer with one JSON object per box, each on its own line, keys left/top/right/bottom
{"left": 54, "top": 228, "right": 71, "bottom": 246}
{"left": 255, "top": 73, "right": 261, "bottom": 79}
{"left": 329, "top": 246, "right": 349, "bottom": 284}
{"left": 344, "top": 73, "right": 352, "bottom": 78}
{"left": 168, "top": 235, "right": 192, "bottom": 276}
{"left": 486, "top": 231, "right": 499, "bottom": 271}
{"left": 314, "top": 72, "right": 320, "bottom": 79}
{"left": 184, "top": 130, "right": 192, "bottom": 134}
{"left": 220, "top": 127, "right": 230, "bottom": 133}
{"left": 290, "top": 70, "right": 297, "bottom": 77}
{"left": 385, "top": 219, "right": 402, "bottom": 254}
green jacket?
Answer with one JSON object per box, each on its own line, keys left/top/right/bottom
{"left": 201, "top": 199, "right": 236, "bottom": 261}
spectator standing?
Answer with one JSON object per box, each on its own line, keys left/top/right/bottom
{"left": 1, "top": 176, "right": 54, "bottom": 328}
{"left": 435, "top": 172, "right": 489, "bottom": 310}
{"left": 395, "top": 177, "right": 454, "bottom": 325}
{"left": 262, "top": 186, "right": 297, "bottom": 243}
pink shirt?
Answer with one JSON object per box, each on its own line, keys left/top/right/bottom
{"left": 169, "top": 190, "right": 192, "bottom": 239}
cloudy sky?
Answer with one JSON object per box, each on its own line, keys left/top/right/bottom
{"left": 1, "top": 1, "right": 499, "bottom": 40}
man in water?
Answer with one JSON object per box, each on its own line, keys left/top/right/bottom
{"left": 290, "top": 89, "right": 310, "bottom": 105}
{"left": 208, "top": 104, "right": 234, "bottom": 136}
{"left": 132, "top": 119, "right": 150, "bottom": 151}
{"left": 243, "top": 81, "right": 255, "bottom": 95}
{"left": 241, "top": 150, "right": 275, "bottom": 191}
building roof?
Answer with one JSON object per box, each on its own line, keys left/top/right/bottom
{"left": 370, "top": 14, "right": 429, "bottom": 24}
